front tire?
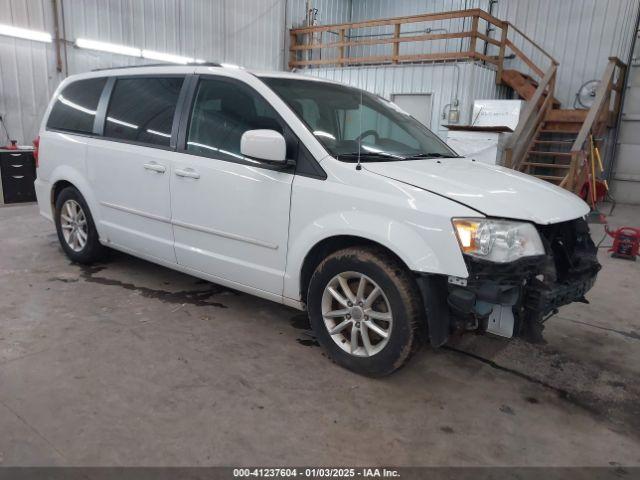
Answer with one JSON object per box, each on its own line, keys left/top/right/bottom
{"left": 307, "top": 246, "right": 423, "bottom": 376}
{"left": 54, "top": 186, "right": 107, "bottom": 264}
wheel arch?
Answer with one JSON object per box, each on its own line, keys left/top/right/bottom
{"left": 51, "top": 179, "right": 74, "bottom": 206}
{"left": 298, "top": 235, "right": 413, "bottom": 305}
{"left": 48, "top": 166, "right": 103, "bottom": 237}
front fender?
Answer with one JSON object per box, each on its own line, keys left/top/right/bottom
{"left": 283, "top": 210, "right": 469, "bottom": 301}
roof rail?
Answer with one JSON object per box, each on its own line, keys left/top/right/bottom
{"left": 91, "top": 61, "right": 222, "bottom": 72}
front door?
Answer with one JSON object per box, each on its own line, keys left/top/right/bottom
{"left": 87, "top": 76, "right": 185, "bottom": 263}
{"left": 170, "top": 76, "right": 294, "bottom": 296}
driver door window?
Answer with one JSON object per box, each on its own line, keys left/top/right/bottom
{"left": 186, "top": 78, "right": 284, "bottom": 162}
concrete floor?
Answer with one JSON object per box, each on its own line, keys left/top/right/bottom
{"left": 0, "top": 203, "right": 639, "bottom": 467}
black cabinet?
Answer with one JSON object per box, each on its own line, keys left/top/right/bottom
{"left": 0, "top": 151, "right": 37, "bottom": 203}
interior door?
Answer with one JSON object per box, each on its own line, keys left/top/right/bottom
{"left": 391, "top": 94, "right": 432, "bottom": 127}
{"left": 86, "top": 76, "right": 185, "bottom": 263}
{"left": 169, "top": 76, "right": 294, "bottom": 295}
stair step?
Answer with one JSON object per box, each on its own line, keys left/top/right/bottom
{"left": 544, "top": 122, "right": 583, "bottom": 131}
{"left": 527, "top": 150, "right": 572, "bottom": 156}
{"left": 545, "top": 109, "right": 588, "bottom": 123}
{"left": 540, "top": 129, "right": 580, "bottom": 134}
{"left": 533, "top": 140, "right": 574, "bottom": 145}
{"left": 522, "top": 162, "right": 571, "bottom": 168}
{"left": 534, "top": 175, "right": 566, "bottom": 181}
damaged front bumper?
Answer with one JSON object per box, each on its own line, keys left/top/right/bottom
{"left": 417, "top": 218, "right": 601, "bottom": 346}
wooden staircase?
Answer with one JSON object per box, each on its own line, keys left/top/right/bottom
{"left": 500, "top": 69, "right": 585, "bottom": 186}
{"left": 500, "top": 58, "right": 626, "bottom": 193}
{"left": 518, "top": 110, "right": 587, "bottom": 184}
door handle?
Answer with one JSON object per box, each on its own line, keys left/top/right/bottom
{"left": 143, "top": 162, "right": 166, "bottom": 173}
{"left": 175, "top": 168, "right": 200, "bottom": 179}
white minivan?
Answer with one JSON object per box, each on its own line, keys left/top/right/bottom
{"left": 35, "top": 64, "right": 600, "bottom": 376}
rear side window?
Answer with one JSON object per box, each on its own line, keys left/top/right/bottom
{"left": 47, "top": 77, "right": 107, "bottom": 134}
{"left": 186, "top": 78, "right": 283, "bottom": 161}
{"left": 104, "top": 77, "right": 184, "bottom": 147}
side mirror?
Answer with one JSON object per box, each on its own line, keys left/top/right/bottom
{"left": 240, "top": 129, "right": 286, "bottom": 164}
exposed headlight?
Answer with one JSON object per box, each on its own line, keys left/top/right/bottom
{"left": 452, "top": 218, "right": 545, "bottom": 263}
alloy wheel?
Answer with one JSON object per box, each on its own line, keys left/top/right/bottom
{"left": 60, "top": 199, "right": 88, "bottom": 252}
{"left": 321, "top": 271, "right": 393, "bottom": 357}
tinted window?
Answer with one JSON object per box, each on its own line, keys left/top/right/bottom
{"left": 104, "top": 77, "right": 184, "bottom": 147}
{"left": 47, "top": 77, "right": 107, "bottom": 134}
{"left": 187, "top": 78, "right": 283, "bottom": 161}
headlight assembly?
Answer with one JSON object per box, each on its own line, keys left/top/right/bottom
{"left": 452, "top": 218, "right": 545, "bottom": 263}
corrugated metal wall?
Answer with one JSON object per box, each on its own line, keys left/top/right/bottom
{"left": 0, "top": 0, "right": 60, "bottom": 146}
{"left": 306, "top": 62, "right": 508, "bottom": 137}
{"left": 1, "top": 0, "right": 292, "bottom": 144}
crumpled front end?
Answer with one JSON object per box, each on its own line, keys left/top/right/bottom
{"left": 417, "top": 218, "right": 600, "bottom": 345}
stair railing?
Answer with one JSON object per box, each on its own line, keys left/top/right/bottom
{"left": 562, "top": 57, "right": 626, "bottom": 192}
{"left": 499, "top": 21, "right": 559, "bottom": 169}
{"left": 502, "top": 65, "right": 557, "bottom": 170}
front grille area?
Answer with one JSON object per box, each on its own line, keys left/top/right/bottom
{"left": 537, "top": 218, "right": 600, "bottom": 283}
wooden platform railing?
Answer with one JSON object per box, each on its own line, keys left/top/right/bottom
{"left": 289, "top": 9, "right": 554, "bottom": 77}
{"left": 562, "top": 57, "right": 626, "bottom": 192}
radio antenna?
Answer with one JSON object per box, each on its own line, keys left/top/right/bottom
{"left": 356, "top": 80, "right": 363, "bottom": 171}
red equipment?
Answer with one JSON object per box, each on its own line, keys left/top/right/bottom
{"left": 605, "top": 226, "right": 640, "bottom": 261}
{"left": 33, "top": 136, "right": 40, "bottom": 168}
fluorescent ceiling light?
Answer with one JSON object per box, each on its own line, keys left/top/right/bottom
{"left": 142, "top": 49, "right": 194, "bottom": 64}
{"left": 76, "top": 38, "right": 141, "bottom": 57}
{"left": 313, "top": 130, "right": 336, "bottom": 140}
{"left": 72, "top": 37, "right": 208, "bottom": 65}
{"left": 0, "top": 23, "right": 52, "bottom": 43}
{"left": 107, "top": 116, "right": 138, "bottom": 129}
{"left": 58, "top": 95, "right": 96, "bottom": 115}
{"left": 146, "top": 129, "right": 171, "bottom": 138}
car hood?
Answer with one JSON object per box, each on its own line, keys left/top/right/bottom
{"left": 364, "top": 158, "right": 589, "bottom": 225}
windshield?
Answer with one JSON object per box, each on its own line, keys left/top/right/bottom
{"left": 261, "top": 77, "right": 459, "bottom": 162}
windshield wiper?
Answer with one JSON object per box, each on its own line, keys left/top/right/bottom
{"left": 401, "top": 153, "right": 461, "bottom": 160}
{"left": 337, "top": 151, "right": 403, "bottom": 162}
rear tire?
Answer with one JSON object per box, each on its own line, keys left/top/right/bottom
{"left": 307, "top": 246, "right": 423, "bottom": 376}
{"left": 54, "top": 186, "right": 107, "bottom": 264}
